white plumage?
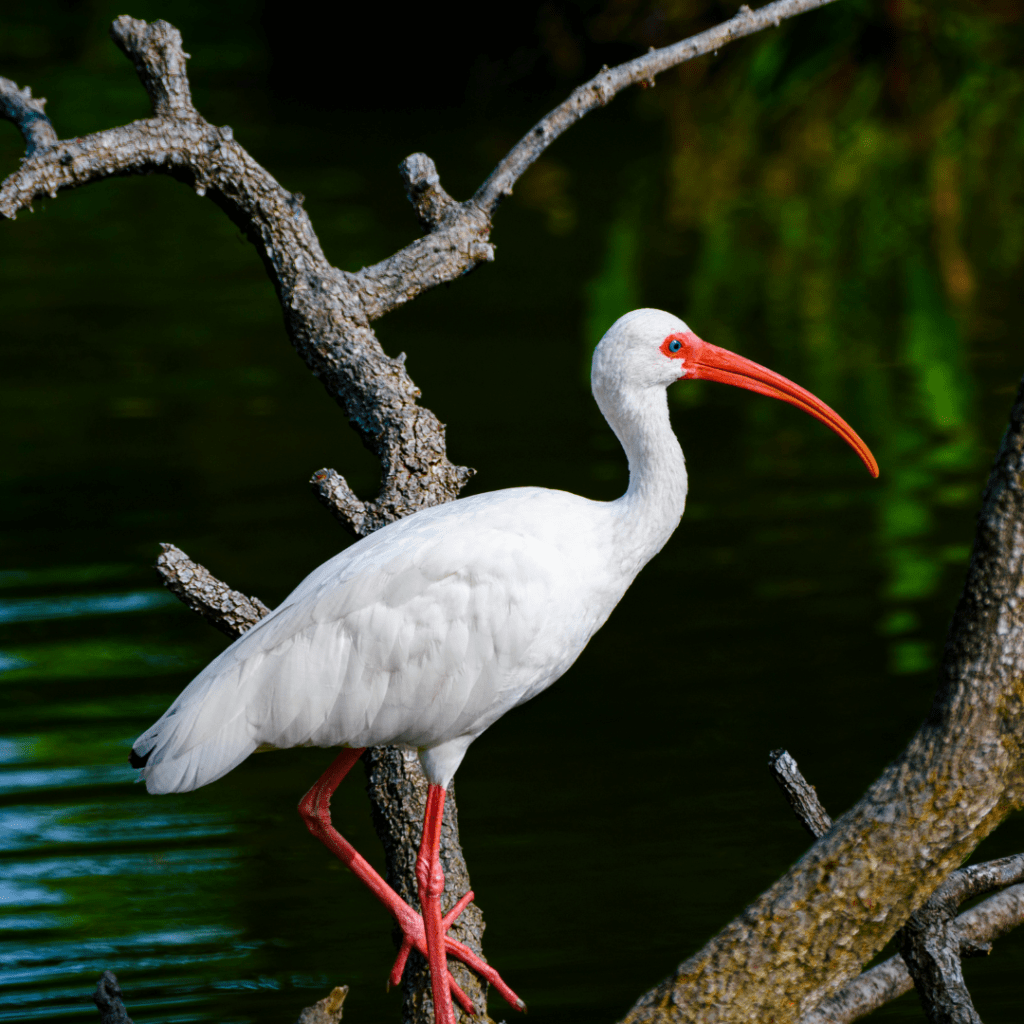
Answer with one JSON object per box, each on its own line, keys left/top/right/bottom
{"left": 131, "top": 308, "right": 877, "bottom": 1024}
{"left": 133, "top": 306, "right": 875, "bottom": 797}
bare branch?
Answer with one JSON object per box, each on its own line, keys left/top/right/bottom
{"left": 155, "top": 544, "right": 270, "bottom": 638}
{"left": 0, "top": 18, "right": 472, "bottom": 537}
{"left": 92, "top": 971, "right": 133, "bottom": 1024}
{"left": 768, "top": 749, "right": 834, "bottom": 839}
{"left": 296, "top": 984, "right": 349, "bottom": 1024}
{"left": 399, "top": 153, "right": 458, "bottom": 233}
{"left": 363, "top": 748, "right": 491, "bottom": 1022}
{"left": 942, "top": 852, "right": 1024, "bottom": 908}
{"left": 473, "top": 0, "right": 842, "bottom": 213}
{"left": 621, "top": 375, "right": 1024, "bottom": 1022}
{"left": 801, "top": 883, "right": 1024, "bottom": 1024}
{"left": 1, "top": 4, "right": 844, "bottom": 525}
{"left": 109, "top": 18, "right": 194, "bottom": 118}
{"left": 356, "top": 0, "right": 845, "bottom": 321}
{"left": 767, "top": 758, "right": 1022, "bottom": 1021}
{"left": 0, "top": 77, "right": 57, "bottom": 156}
{"left": 898, "top": 854, "right": 1024, "bottom": 1023}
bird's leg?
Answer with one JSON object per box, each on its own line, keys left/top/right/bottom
{"left": 417, "top": 783, "right": 457, "bottom": 1024}
{"left": 298, "top": 749, "right": 525, "bottom": 1015}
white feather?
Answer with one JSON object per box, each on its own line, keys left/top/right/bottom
{"left": 134, "top": 309, "right": 696, "bottom": 792}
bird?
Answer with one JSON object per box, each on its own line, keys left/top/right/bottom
{"left": 130, "top": 308, "right": 878, "bottom": 1024}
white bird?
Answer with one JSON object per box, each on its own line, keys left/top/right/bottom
{"left": 130, "top": 308, "right": 877, "bottom": 1024}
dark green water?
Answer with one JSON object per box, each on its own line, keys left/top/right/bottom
{"left": 2, "top": 1, "right": 1023, "bottom": 1021}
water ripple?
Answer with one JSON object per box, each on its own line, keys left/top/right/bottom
{"left": 0, "top": 590, "right": 178, "bottom": 625}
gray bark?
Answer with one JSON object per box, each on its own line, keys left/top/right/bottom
{"left": 899, "top": 855, "right": 1024, "bottom": 1023}
{"left": 92, "top": 971, "right": 133, "bottom": 1024}
{"left": 768, "top": 749, "right": 834, "bottom": 840}
{"left": 364, "top": 748, "right": 492, "bottom": 1023}
{"left": 156, "top": 544, "right": 271, "bottom": 638}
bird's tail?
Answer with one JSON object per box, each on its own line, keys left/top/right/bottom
{"left": 130, "top": 658, "right": 259, "bottom": 794}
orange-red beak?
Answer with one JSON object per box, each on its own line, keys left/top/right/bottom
{"left": 669, "top": 333, "right": 879, "bottom": 478}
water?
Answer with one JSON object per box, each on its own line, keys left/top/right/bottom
{"left": 2, "top": 1, "right": 1024, "bottom": 1021}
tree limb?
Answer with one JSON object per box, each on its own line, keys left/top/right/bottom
{"left": 92, "top": 971, "right": 133, "bottom": 1024}
{"left": 768, "top": 749, "right": 834, "bottom": 840}
{"left": 156, "top": 543, "right": 270, "bottom": 638}
{"left": 770, "top": 754, "right": 1024, "bottom": 1022}
{"left": 622, "top": 375, "right": 1024, "bottom": 1022}
{"left": 1, "top": 16, "right": 472, "bottom": 538}
{"left": 899, "top": 853, "right": 1024, "bottom": 1023}
{"left": 800, "top": 883, "right": 1024, "bottom": 1023}
{"left": 0, "top": 76, "right": 57, "bottom": 156}
{"left": 472, "top": 0, "right": 842, "bottom": 216}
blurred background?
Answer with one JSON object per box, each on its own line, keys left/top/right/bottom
{"left": 1, "top": 0, "right": 1023, "bottom": 1021}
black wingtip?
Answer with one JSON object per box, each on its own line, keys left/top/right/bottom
{"left": 128, "top": 747, "right": 150, "bottom": 769}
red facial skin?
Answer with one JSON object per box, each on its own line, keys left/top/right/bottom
{"left": 661, "top": 331, "right": 879, "bottom": 478}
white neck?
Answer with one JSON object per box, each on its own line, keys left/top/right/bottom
{"left": 596, "top": 382, "right": 688, "bottom": 571}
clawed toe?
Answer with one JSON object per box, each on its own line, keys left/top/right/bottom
{"left": 387, "top": 890, "right": 524, "bottom": 1014}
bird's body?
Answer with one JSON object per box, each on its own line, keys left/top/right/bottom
{"left": 131, "top": 309, "right": 876, "bottom": 1024}
{"left": 135, "top": 318, "right": 691, "bottom": 795}
{"left": 136, "top": 483, "right": 679, "bottom": 793}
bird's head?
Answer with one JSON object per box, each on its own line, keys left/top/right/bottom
{"left": 592, "top": 308, "right": 879, "bottom": 477}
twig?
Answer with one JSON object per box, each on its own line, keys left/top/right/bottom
{"left": 801, "top": 883, "right": 1024, "bottom": 1023}
{"left": 296, "top": 985, "right": 349, "bottom": 1024}
{"left": 768, "top": 748, "right": 834, "bottom": 839}
{"left": 899, "top": 853, "right": 1024, "bottom": 1023}
{"left": 0, "top": 76, "right": 57, "bottom": 156}
{"left": 92, "top": 972, "right": 133, "bottom": 1024}
{"left": 473, "top": 0, "right": 842, "bottom": 214}
{"left": 156, "top": 543, "right": 270, "bottom": 638}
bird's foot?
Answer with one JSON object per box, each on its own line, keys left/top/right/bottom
{"left": 387, "top": 890, "right": 525, "bottom": 1015}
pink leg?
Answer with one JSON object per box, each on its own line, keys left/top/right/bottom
{"left": 418, "top": 784, "right": 456, "bottom": 1024}
{"left": 298, "top": 749, "right": 525, "bottom": 1015}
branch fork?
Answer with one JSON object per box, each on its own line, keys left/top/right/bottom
{"left": 771, "top": 752, "right": 1024, "bottom": 1024}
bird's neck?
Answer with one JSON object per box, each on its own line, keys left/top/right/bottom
{"left": 600, "top": 384, "right": 688, "bottom": 569}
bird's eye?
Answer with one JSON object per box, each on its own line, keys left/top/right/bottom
{"left": 668, "top": 339, "right": 682, "bottom": 353}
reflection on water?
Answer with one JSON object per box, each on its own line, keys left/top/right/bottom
{"left": 2, "top": 1, "right": 1024, "bottom": 1022}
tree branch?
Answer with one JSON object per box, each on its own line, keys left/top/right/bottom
{"left": 0, "top": 77, "right": 57, "bottom": 156}
{"left": 1, "top": 16, "right": 472, "bottom": 537}
{"left": 472, "top": 0, "right": 842, "bottom": 214}
{"left": 92, "top": 971, "right": 133, "bottom": 1024}
{"left": 770, "top": 753, "right": 1024, "bottom": 1021}
{"left": 899, "top": 853, "right": 1024, "bottom": 1023}
{"left": 768, "top": 749, "right": 834, "bottom": 840}
{"left": 623, "top": 375, "right": 1024, "bottom": 1021}
{"left": 800, "top": 883, "right": 1024, "bottom": 1023}
{"left": 156, "top": 543, "right": 270, "bottom": 638}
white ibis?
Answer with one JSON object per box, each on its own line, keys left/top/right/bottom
{"left": 130, "top": 308, "right": 877, "bottom": 1024}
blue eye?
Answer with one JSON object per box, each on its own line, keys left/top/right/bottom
{"left": 668, "top": 339, "right": 682, "bottom": 353}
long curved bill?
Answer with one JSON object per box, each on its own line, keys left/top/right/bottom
{"left": 686, "top": 338, "right": 879, "bottom": 478}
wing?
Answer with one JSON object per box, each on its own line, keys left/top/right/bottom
{"left": 134, "top": 489, "right": 610, "bottom": 794}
